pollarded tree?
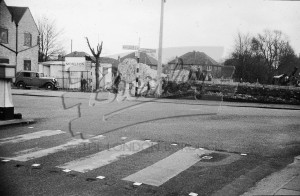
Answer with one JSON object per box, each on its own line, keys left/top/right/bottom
{"left": 86, "top": 37, "right": 103, "bottom": 90}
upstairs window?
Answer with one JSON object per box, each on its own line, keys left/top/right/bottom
{"left": 0, "top": 28, "right": 8, "bottom": 44}
{"left": 24, "top": 33, "right": 32, "bottom": 47}
{"left": 0, "top": 58, "right": 9, "bottom": 64}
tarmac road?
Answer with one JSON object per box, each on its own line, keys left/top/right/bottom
{"left": 0, "top": 89, "right": 299, "bottom": 195}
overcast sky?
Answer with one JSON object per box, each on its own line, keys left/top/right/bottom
{"left": 5, "top": 0, "right": 300, "bottom": 59}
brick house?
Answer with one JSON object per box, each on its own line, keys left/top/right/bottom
{"left": 0, "top": 0, "right": 39, "bottom": 72}
{"left": 167, "top": 51, "right": 223, "bottom": 78}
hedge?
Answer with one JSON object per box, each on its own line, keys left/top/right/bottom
{"left": 161, "top": 81, "right": 300, "bottom": 105}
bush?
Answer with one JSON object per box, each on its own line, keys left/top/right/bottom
{"left": 162, "top": 81, "right": 300, "bottom": 105}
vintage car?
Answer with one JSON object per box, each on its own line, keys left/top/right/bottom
{"left": 15, "top": 71, "right": 59, "bottom": 90}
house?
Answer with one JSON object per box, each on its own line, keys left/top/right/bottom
{"left": 0, "top": 0, "right": 39, "bottom": 72}
{"left": 120, "top": 52, "right": 158, "bottom": 70}
{"left": 167, "top": 51, "right": 223, "bottom": 78}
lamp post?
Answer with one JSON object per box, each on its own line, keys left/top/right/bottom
{"left": 156, "top": 0, "right": 165, "bottom": 96}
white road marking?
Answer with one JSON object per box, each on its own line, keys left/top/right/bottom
{"left": 133, "top": 182, "right": 142, "bottom": 186}
{"left": 0, "top": 130, "right": 65, "bottom": 145}
{"left": 1, "top": 139, "right": 90, "bottom": 162}
{"left": 57, "top": 140, "right": 157, "bottom": 173}
{"left": 123, "top": 147, "right": 211, "bottom": 186}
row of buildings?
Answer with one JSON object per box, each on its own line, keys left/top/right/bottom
{"left": 1, "top": 0, "right": 235, "bottom": 90}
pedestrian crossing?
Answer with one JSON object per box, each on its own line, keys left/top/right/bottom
{"left": 58, "top": 140, "right": 157, "bottom": 173}
{"left": 0, "top": 130, "right": 65, "bottom": 145}
{"left": 0, "top": 129, "right": 213, "bottom": 187}
{"left": 2, "top": 139, "right": 90, "bottom": 161}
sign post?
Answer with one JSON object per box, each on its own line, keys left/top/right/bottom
{"left": 122, "top": 44, "right": 156, "bottom": 96}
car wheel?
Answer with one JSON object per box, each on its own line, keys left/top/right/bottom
{"left": 45, "top": 83, "right": 54, "bottom": 90}
{"left": 17, "top": 82, "right": 26, "bottom": 89}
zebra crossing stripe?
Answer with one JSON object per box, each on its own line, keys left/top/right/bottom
{"left": 123, "top": 147, "right": 211, "bottom": 186}
{"left": 0, "top": 130, "right": 65, "bottom": 145}
{"left": 57, "top": 140, "right": 157, "bottom": 173}
{"left": 1, "top": 139, "right": 90, "bottom": 162}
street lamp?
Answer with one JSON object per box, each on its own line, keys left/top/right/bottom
{"left": 156, "top": 0, "right": 165, "bottom": 97}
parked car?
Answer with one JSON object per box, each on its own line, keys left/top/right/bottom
{"left": 15, "top": 71, "right": 59, "bottom": 90}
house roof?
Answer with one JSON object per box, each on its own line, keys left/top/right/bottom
{"left": 64, "top": 51, "right": 91, "bottom": 58}
{"left": 168, "top": 51, "right": 221, "bottom": 66}
{"left": 7, "top": 6, "right": 28, "bottom": 25}
{"left": 99, "top": 57, "right": 119, "bottom": 68}
{"left": 90, "top": 56, "right": 120, "bottom": 68}
{"left": 120, "top": 52, "right": 158, "bottom": 66}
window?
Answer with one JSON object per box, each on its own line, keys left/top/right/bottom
{"left": 23, "top": 72, "right": 31, "bottom": 77}
{"left": 0, "top": 58, "right": 9, "bottom": 64}
{"left": 24, "top": 33, "right": 32, "bottom": 47}
{"left": 0, "top": 28, "right": 8, "bottom": 44}
{"left": 207, "top": 65, "right": 212, "bottom": 71}
{"left": 24, "top": 60, "right": 31, "bottom": 70}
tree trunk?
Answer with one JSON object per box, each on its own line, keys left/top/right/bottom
{"left": 95, "top": 57, "right": 100, "bottom": 90}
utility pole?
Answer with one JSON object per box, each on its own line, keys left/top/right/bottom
{"left": 156, "top": 0, "right": 165, "bottom": 96}
{"left": 135, "top": 38, "right": 140, "bottom": 96}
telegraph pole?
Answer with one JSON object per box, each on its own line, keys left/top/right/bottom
{"left": 156, "top": 0, "right": 165, "bottom": 96}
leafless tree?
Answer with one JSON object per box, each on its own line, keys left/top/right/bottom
{"left": 37, "top": 16, "right": 65, "bottom": 62}
{"left": 86, "top": 37, "right": 103, "bottom": 90}
{"left": 234, "top": 32, "right": 253, "bottom": 60}
{"left": 251, "top": 29, "right": 294, "bottom": 73}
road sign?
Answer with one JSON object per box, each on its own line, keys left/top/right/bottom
{"left": 139, "top": 48, "right": 156, "bottom": 53}
{"left": 123, "top": 45, "right": 140, "bottom": 50}
{"left": 123, "top": 45, "right": 156, "bottom": 53}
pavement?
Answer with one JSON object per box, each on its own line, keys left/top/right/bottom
{"left": 1, "top": 89, "right": 300, "bottom": 195}
{"left": 241, "top": 156, "right": 300, "bottom": 196}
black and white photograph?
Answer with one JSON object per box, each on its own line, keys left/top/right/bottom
{"left": 0, "top": 0, "right": 300, "bottom": 195}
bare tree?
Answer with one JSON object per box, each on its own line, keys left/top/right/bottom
{"left": 251, "top": 30, "right": 294, "bottom": 74}
{"left": 37, "top": 16, "right": 65, "bottom": 62}
{"left": 86, "top": 37, "right": 103, "bottom": 90}
{"left": 234, "top": 32, "right": 253, "bottom": 60}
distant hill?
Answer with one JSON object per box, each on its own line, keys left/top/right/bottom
{"left": 104, "top": 46, "right": 224, "bottom": 64}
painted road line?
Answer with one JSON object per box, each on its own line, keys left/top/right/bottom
{"left": 103, "top": 102, "right": 153, "bottom": 121}
{"left": 1, "top": 139, "right": 90, "bottom": 162}
{"left": 123, "top": 147, "right": 211, "bottom": 187}
{"left": 57, "top": 140, "right": 157, "bottom": 173}
{"left": 0, "top": 130, "right": 65, "bottom": 145}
